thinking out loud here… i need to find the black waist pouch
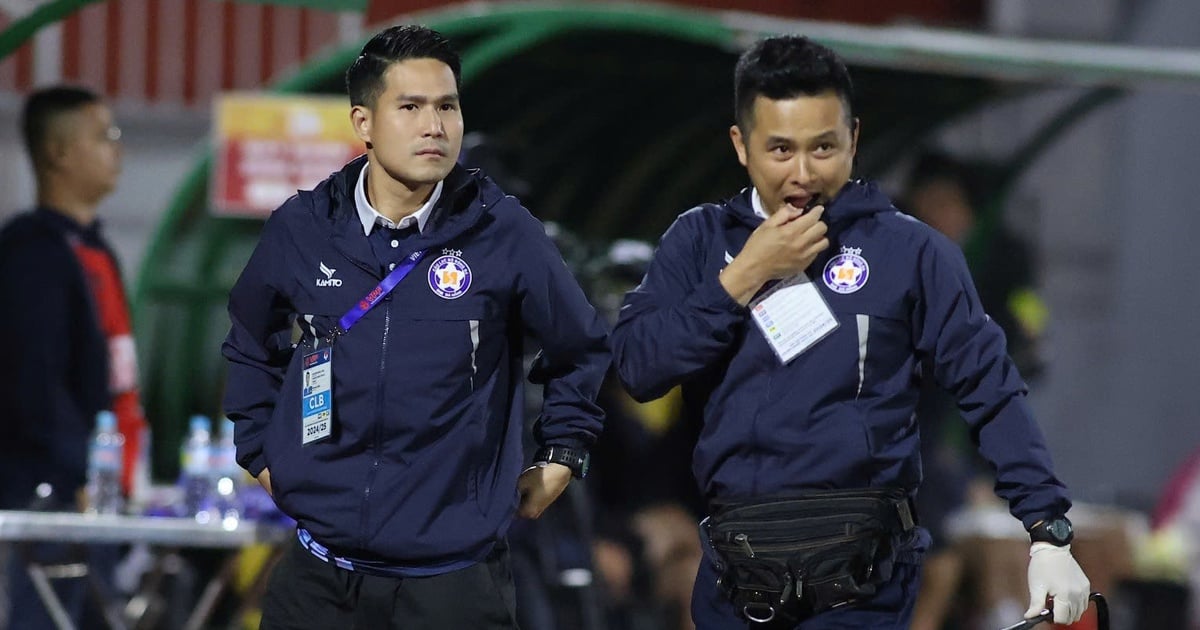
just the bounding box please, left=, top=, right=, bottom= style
left=701, top=488, right=916, bottom=625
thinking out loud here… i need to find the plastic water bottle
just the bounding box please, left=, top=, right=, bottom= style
left=212, top=417, right=242, bottom=527
left=86, top=410, right=125, bottom=514
left=180, top=415, right=216, bottom=522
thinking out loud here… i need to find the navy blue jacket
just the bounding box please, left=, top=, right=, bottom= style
left=0, top=209, right=113, bottom=509
left=612, top=182, right=1069, bottom=530
left=222, top=158, right=609, bottom=571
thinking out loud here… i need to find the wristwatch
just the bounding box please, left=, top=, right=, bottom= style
left=1029, top=516, right=1074, bottom=546
left=533, top=446, right=590, bottom=480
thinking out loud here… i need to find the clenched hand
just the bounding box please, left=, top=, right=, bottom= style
left=720, top=204, right=829, bottom=305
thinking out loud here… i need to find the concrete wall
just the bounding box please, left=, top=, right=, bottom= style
left=982, top=0, right=1200, bottom=508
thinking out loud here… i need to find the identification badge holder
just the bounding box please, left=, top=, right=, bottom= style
left=301, top=345, right=333, bottom=445
left=749, top=272, right=839, bottom=364
left=296, top=248, right=428, bottom=446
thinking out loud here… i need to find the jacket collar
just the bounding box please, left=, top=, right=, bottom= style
left=720, top=179, right=894, bottom=229
left=321, top=156, right=490, bottom=278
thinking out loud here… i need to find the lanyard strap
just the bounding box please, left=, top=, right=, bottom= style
left=337, top=250, right=426, bottom=333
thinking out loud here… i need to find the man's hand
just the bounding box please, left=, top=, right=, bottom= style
left=517, top=463, right=572, bottom=519
left=720, top=205, right=829, bottom=305
left=257, top=467, right=273, bottom=497
left=1025, top=543, right=1090, bottom=624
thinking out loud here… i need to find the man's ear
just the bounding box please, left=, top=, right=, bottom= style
left=44, top=138, right=79, bottom=172
left=730, top=124, right=749, bottom=168
left=351, top=105, right=373, bottom=150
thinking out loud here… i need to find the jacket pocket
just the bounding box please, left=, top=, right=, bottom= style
left=830, top=297, right=908, bottom=401
left=391, top=303, right=500, bottom=394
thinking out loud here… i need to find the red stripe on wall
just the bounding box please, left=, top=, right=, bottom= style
left=118, top=0, right=147, bottom=100
left=144, top=0, right=159, bottom=100
left=233, top=3, right=261, bottom=89
left=302, top=9, right=337, bottom=62
left=192, top=0, right=225, bottom=106
left=261, top=5, right=275, bottom=85
left=156, top=0, right=184, bottom=103
left=63, top=13, right=81, bottom=82
left=78, top=2, right=107, bottom=93
left=182, top=0, right=197, bottom=103
left=298, top=9, right=310, bottom=61
left=105, top=0, right=121, bottom=95
left=272, top=6, right=302, bottom=80
left=14, top=40, right=32, bottom=90
left=221, top=0, right=236, bottom=90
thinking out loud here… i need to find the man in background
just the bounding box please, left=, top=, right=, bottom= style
left=0, top=85, right=146, bottom=629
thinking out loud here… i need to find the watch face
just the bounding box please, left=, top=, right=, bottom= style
left=1046, top=518, right=1073, bottom=542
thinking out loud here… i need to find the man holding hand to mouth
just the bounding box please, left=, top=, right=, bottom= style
left=611, top=35, right=1089, bottom=628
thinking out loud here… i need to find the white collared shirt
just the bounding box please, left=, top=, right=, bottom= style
left=354, top=162, right=443, bottom=236
left=751, top=188, right=769, bottom=220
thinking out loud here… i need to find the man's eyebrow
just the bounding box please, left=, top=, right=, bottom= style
left=394, top=93, right=459, bottom=104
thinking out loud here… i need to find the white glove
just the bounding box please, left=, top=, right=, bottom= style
left=1025, top=542, right=1091, bottom=624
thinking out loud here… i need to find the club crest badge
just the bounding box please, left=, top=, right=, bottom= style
left=823, top=246, right=869, bottom=294
left=428, top=249, right=472, bottom=299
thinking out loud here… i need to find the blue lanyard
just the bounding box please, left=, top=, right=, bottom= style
left=337, top=250, right=426, bottom=333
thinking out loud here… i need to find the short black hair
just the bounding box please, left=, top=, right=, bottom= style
left=345, top=24, right=461, bottom=108
left=734, top=35, right=854, bottom=131
left=21, top=85, right=101, bottom=166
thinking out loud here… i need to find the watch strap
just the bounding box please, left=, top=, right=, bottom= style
left=1029, top=516, right=1074, bottom=546
left=533, top=446, right=590, bottom=479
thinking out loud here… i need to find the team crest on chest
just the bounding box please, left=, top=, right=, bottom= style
left=823, top=246, right=869, bottom=294
left=428, top=249, right=472, bottom=299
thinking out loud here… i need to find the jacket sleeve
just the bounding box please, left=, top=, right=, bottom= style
left=512, top=209, right=610, bottom=451
left=912, top=233, right=1070, bottom=529
left=221, top=212, right=295, bottom=476
left=611, top=213, right=747, bottom=402
left=0, top=240, right=92, bottom=496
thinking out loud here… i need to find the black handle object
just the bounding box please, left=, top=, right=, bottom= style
left=999, top=593, right=1108, bottom=630
left=1092, top=593, right=1109, bottom=630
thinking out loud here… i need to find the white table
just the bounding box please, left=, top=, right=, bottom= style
left=0, top=510, right=291, bottom=630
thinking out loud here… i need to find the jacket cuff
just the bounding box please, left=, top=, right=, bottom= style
left=539, top=437, right=589, bottom=452
left=242, top=453, right=268, bottom=478
left=700, top=275, right=749, bottom=315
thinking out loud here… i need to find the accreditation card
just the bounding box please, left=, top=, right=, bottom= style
left=749, top=272, right=840, bottom=364
left=301, top=347, right=333, bottom=445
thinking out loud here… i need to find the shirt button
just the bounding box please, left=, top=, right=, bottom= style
left=389, top=263, right=396, bottom=271
left=390, top=239, right=399, bottom=248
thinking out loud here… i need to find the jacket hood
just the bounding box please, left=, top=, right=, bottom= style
left=293, top=155, right=515, bottom=279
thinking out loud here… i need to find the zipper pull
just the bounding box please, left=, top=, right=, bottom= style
left=734, top=533, right=755, bottom=558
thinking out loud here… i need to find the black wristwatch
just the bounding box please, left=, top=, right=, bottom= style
left=1029, top=516, right=1074, bottom=546
left=533, top=446, right=590, bottom=480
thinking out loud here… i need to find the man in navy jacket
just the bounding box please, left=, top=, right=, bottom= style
left=222, top=25, right=608, bottom=629
left=0, top=85, right=129, bottom=630
left=610, top=35, right=1090, bottom=628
